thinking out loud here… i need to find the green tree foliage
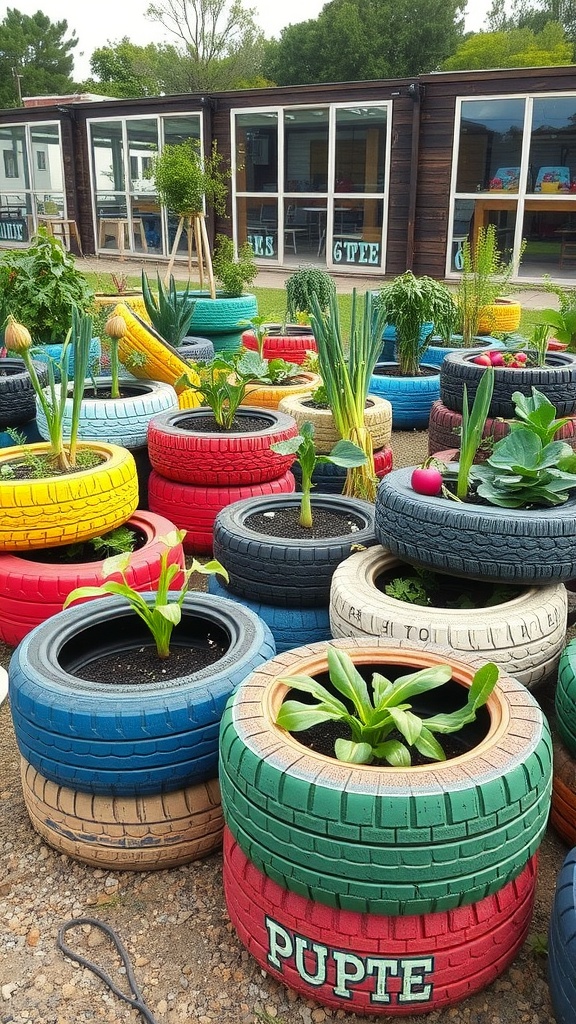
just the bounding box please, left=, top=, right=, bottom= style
left=442, top=22, right=573, bottom=70
left=488, top=0, right=576, bottom=41
left=80, top=38, right=192, bottom=98
left=0, top=8, right=78, bottom=108
left=144, top=0, right=268, bottom=90
left=263, top=0, right=466, bottom=85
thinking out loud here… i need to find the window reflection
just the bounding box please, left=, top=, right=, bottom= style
left=456, top=99, right=525, bottom=193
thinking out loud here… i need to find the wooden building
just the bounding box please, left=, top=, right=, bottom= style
left=0, top=64, right=575, bottom=282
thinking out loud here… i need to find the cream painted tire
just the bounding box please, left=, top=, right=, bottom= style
left=115, top=302, right=201, bottom=400
left=21, top=758, right=223, bottom=869
left=329, top=547, right=567, bottom=690
left=241, top=372, right=322, bottom=410
left=278, top=392, right=392, bottom=454
left=0, top=442, right=138, bottom=552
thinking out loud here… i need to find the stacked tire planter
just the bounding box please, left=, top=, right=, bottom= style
left=146, top=407, right=299, bottom=554
left=551, top=640, right=576, bottom=846
left=210, top=493, right=377, bottom=653
left=241, top=324, right=317, bottom=364
left=9, top=590, right=276, bottom=870
left=428, top=398, right=576, bottom=460
left=278, top=391, right=394, bottom=494
left=219, top=636, right=551, bottom=1016
left=548, top=847, right=576, bottom=1023
left=0, top=356, right=47, bottom=448
left=187, top=291, right=258, bottom=355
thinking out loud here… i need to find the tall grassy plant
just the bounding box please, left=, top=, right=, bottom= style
left=457, top=225, right=517, bottom=346
left=309, top=290, right=386, bottom=502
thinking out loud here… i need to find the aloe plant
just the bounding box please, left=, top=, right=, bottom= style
left=141, top=271, right=196, bottom=348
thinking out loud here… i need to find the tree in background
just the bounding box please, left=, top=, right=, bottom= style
left=0, top=8, right=77, bottom=108
left=80, top=39, right=194, bottom=98
left=144, top=0, right=268, bottom=90
left=487, top=0, right=576, bottom=41
left=263, top=0, right=466, bottom=85
left=443, top=21, right=573, bottom=69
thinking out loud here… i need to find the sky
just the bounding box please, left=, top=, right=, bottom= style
left=3, top=0, right=494, bottom=80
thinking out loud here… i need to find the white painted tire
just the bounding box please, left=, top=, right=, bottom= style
left=278, top=392, right=392, bottom=454
left=329, top=546, right=568, bottom=689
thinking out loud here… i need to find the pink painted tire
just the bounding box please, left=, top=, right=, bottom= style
left=223, top=830, right=537, bottom=1016
left=241, top=328, right=317, bottom=364
left=0, top=510, right=186, bottom=647
left=148, top=470, right=296, bottom=555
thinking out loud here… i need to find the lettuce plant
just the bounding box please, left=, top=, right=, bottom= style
left=276, top=646, right=499, bottom=766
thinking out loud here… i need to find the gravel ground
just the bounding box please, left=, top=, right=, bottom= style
left=0, top=428, right=571, bottom=1024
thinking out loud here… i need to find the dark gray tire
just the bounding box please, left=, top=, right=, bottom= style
left=0, top=358, right=48, bottom=427
left=375, top=465, right=576, bottom=585
left=178, top=337, right=215, bottom=362
left=440, top=350, right=576, bottom=418
left=548, top=847, right=576, bottom=1024
left=329, top=546, right=568, bottom=689
left=213, top=493, right=377, bottom=607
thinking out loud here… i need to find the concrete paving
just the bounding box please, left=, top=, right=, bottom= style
left=78, top=254, right=560, bottom=310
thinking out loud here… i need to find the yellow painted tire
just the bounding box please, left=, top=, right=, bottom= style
left=0, top=442, right=138, bottom=552
left=241, top=372, right=322, bottom=410
left=115, top=302, right=201, bottom=401
left=93, top=293, right=150, bottom=322
left=477, top=300, right=522, bottom=334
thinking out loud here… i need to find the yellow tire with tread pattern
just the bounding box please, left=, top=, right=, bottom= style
left=0, top=442, right=138, bottom=551
left=115, top=302, right=201, bottom=402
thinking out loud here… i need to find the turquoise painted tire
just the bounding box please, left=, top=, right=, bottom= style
left=188, top=293, right=258, bottom=335
left=31, top=339, right=102, bottom=383
left=369, top=363, right=440, bottom=429
left=556, top=639, right=576, bottom=756
left=219, top=637, right=552, bottom=916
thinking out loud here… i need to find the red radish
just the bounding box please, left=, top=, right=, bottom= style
left=515, top=352, right=528, bottom=362
left=473, top=353, right=492, bottom=366
left=490, top=352, right=505, bottom=366
left=411, top=466, right=443, bottom=496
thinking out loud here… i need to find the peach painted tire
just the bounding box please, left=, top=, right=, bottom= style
left=219, top=637, right=552, bottom=915
left=241, top=372, right=322, bottom=410
left=0, top=442, right=138, bottom=552
left=329, top=546, right=567, bottom=690
left=224, top=829, right=537, bottom=1016
left=278, top=392, right=392, bottom=453
left=21, top=758, right=223, bottom=869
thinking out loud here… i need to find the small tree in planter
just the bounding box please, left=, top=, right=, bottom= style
left=212, top=234, right=257, bottom=298
left=151, top=139, right=229, bottom=294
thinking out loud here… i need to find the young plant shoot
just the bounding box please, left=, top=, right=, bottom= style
left=63, top=530, right=229, bottom=659
left=104, top=313, right=127, bottom=399
left=271, top=420, right=367, bottom=527
left=276, top=646, right=499, bottom=766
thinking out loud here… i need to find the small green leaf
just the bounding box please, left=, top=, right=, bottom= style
left=326, top=647, right=373, bottom=721
left=413, top=726, right=446, bottom=761
left=372, top=739, right=411, bottom=766
left=387, top=707, right=423, bottom=745
left=156, top=603, right=182, bottom=625
left=277, top=673, right=348, bottom=715
left=384, top=665, right=453, bottom=705
left=276, top=701, right=340, bottom=732
left=102, top=551, right=131, bottom=578
left=63, top=584, right=109, bottom=607
left=270, top=435, right=305, bottom=456
left=371, top=672, right=394, bottom=705
left=334, top=739, right=373, bottom=764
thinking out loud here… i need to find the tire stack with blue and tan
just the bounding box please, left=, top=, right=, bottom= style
left=219, top=636, right=552, bottom=1017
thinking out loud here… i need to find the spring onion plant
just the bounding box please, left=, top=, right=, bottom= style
left=309, top=290, right=386, bottom=502
left=5, top=309, right=93, bottom=471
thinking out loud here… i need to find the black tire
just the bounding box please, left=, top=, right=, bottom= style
left=9, top=591, right=275, bottom=796
left=329, top=546, right=568, bottom=690
left=440, top=350, right=576, bottom=418
left=213, top=493, right=377, bottom=607
left=375, top=465, right=576, bottom=585
left=548, top=847, right=576, bottom=1024
left=219, top=636, right=552, bottom=915
left=21, top=758, right=223, bottom=870
left=178, top=337, right=215, bottom=362
left=207, top=574, right=332, bottom=652
left=0, top=358, right=48, bottom=427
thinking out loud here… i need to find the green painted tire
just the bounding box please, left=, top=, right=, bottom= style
left=219, top=637, right=552, bottom=916
left=556, top=639, right=576, bottom=756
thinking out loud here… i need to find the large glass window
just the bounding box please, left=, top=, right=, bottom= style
left=450, top=94, right=576, bottom=282
left=0, top=122, right=64, bottom=246
left=89, top=113, right=201, bottom=257
left=233, top=103, right=390, bottom=271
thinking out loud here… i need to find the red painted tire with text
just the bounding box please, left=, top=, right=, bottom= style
left=241, top=329, right=317, bottom=364
left=223, top=831, right=537, bottom=1016
left=148, top=470, right=296, bottom=555
left=147, top=407, right=298, bottom=486
left=0, top=510, right=185, bottom=647
left=21, top=758, right=223, bottom=870
left=428, top=399, right=576, bottom=460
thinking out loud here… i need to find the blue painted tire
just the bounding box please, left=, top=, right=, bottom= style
left=369, top=363, right=440, bottom=429
left=8, top=591, right=275, bottom=796
left=207, top=574, right=331, bottom=652
left=31, top=339, right=102, bottom=382
left=548, top=847, right=576, bottom=1024
left=423, top=338, right=502, bottom=368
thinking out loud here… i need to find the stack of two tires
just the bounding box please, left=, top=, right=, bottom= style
left=9, top=590, right=276, bottom=872
left=219, top=637, right=552, bottom=1017
left=0, top=356, right=46, bottom=447
left=146, top=407, right=301, bottom=555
